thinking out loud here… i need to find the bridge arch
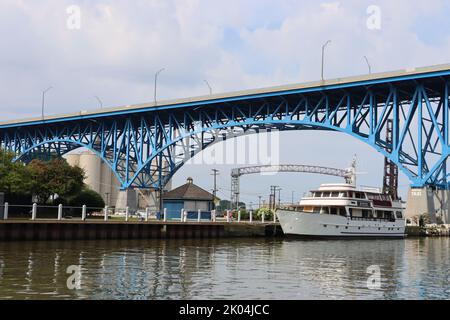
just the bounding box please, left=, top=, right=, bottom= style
left=129, top=119, right=415, bottom=190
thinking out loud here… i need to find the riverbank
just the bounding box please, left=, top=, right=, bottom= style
left=0, top=220, right=283, bottom=241
left=406, top=225, right=450, bottom=237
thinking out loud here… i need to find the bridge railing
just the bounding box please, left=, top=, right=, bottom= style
left=0, top=204, right=278, bottom=224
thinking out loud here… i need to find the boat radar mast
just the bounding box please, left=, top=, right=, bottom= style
left=344, top=155, right=358, bottom=187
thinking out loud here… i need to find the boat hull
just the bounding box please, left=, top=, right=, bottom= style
left=276, top=210, right=406, bottom=238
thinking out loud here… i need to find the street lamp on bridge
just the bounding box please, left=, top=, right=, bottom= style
left=321, top=40, right=332, bottom=81
left=204, top=80, right=212, bottom=95
left=364, top=56, right=372, bottom=74
left=154, top=68, right=165, bottom=106
left=41, top=86, right=53, bottom=120
left=94, top=96, right=103, bottom=109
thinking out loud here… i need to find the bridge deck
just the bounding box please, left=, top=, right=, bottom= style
left=1, top=64, right=450, bottom=129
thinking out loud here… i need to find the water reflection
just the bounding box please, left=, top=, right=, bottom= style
left=0, top=238, right=448, bottom=300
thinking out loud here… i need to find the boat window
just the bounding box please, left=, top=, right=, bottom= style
left=362, top=209, right=370, bottom=218
left=303, top=206, right=314, bottom=212
left=348, top=192, right=354, bottom=198
left=355, top=192, right=364, bottom=199
left=395, top=211, right=403, bottom=219
left=330, top=207, right=337, bottom=215
left=339, top=192, right=346, bottom=197
left=331, top=192, right=339, bottom=197
left=322, top=192, right=331, bottom=197
left=320, top=207, right=329, bottom=214
left=339, top=208, right=347, bottom=216
left=313, top=207, right=321, bottom=213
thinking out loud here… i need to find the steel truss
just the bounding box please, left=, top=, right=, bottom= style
left=1, top=76, right=450, bottom=191
left=230, top=164, right=355, bottom=208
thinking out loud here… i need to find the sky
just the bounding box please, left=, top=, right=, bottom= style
left=1, top=0, right=450, bottom=205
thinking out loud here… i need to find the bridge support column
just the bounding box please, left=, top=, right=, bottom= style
left=115, top=189, right=138, bottom=212
left=405, top=187, right=450, bottom=224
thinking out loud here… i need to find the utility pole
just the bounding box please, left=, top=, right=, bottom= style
left=270, top=186, right=279, bottom=211
left=258, top=195, right=262, bottom=209
left=277, top=187, right=282, bottom=207
left=211, top=169, right=219, bottom=209
left=291, top=191, right=295, bottom=205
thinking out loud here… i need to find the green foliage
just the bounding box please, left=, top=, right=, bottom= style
left=0, top=150, right=32, bottom=203
left=67, top=188, right=105, bottom=212
left=0, top=149, right=86, bottom=205
left=419, top=213, right=431, bottom=227
left=216, top=200, right=246, bottom=213
left=28, top=158, right=85, bottom=204
left=254, top=208, right=275, bottom=221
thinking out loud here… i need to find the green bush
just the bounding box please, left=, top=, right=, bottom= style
left=254, top=208, right=275, bottom=221
left=67, top=188, right=105, bottom=212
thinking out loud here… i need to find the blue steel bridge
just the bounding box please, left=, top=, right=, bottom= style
left=1, top=64, right=450, bottom=193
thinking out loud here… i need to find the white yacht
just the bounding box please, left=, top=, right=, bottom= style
left=276, top=183, right=406, bottom=238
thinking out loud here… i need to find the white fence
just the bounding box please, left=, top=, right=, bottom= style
left=0, top=203, right=278, bottom=224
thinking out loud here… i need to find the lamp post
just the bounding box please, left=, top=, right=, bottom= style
left=364, top=56, right=372, bottom=74
left=321, top=40, right=332, bottom=81
left=204, top=80, right=212, bottom=95
left=41, top=86, right=53, bottom=120
left=94, top=96, right=103, bottom=109
left=154, top=68, right=165, bottom=105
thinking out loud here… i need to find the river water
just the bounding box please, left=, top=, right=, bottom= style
left=0, top=238, right=449, bottom=300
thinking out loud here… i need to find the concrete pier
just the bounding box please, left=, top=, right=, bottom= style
left=405, top=187, right=450, bottom=224
left=0, top=220, right=282, bottom=242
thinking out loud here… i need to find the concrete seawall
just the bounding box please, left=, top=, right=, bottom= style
left=0, top=221, right=283, bottom=241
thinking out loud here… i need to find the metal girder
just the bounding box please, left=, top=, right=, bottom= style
left=1, top=72, right=450, bottom=192
left=230, top=164, right=355, bottom=209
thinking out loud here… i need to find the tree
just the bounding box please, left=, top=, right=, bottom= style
left=68, top=188, right=105, bottom=212
left=0, top=149, right=32, bottom=203
left=28, top=158, right=85, bottom=204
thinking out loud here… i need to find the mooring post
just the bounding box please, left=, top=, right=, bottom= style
left=145, top=207, right=150, bottom=222
left=81, top=205, right=87, bottom=221
left=198, top=209, right=201, bottom=222
left=261, top=212, right=265, bottom=224
left=226, top=210, right=230, bottom=223
left=163, top=208, right=167, bottom=222
left=32, top=203, right=37, bottom=220
left=57, top=204, right=63, bottom=221
left=4, top=202, right=8, bottom=220
left=238, top=210, right=241, bottom=223
left=180, top=208, right=184, bottom=222
left=104, top=206, right=109, bottom=221
left=125, top=207, right=129, bottom=222
left=249, top=210, right=253, bottom=223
